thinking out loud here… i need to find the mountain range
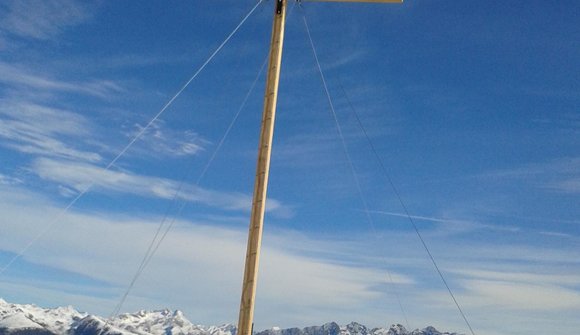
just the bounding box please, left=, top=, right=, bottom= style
left=0, top=298, right=460, bottom=335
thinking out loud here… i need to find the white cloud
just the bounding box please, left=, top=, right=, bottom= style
left=0, top=100, right=89, bottom=136
left=0, top=185, right=411, bottom=326
left=0, top=280, right=117, bottom=315
left=31, top=157, right=291, bottom=215
left=453, top=243, right=580, bottom=265
left=551, top=177, right=580, bottom=194
left=321, top=50, right=368, bottom=72
left=481, top=157, right=580, bottom=194
left=452, top=269, right=580, bottom=287
left=0, top=0, right=92, bottom=40
left=101, top=53, right=191, bottom=70
left=2, top=184, right=579, bottom=333
left=539, top=231, right=576, bottom=239
left=274, top=132, right=343, bottom=168
left=129, top=121, right=210, bottom=158
left=462, top=279, right=580, bottom=310
left=0, top=62, right=123, bottom=98
left=441, top=268, right=580, bottom=312
left=0, top=100, right=102, bottom=162
left=370, top=210, right=521, bottom=235
left=0, top=173, right=22, bottom=185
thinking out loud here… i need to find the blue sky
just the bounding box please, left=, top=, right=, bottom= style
left=0, top=1, right=579, bottom=334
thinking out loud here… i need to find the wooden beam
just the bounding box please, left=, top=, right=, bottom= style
left=237, top=1, right=287, bottom=335
left=237, top=0, right=400, bottom=334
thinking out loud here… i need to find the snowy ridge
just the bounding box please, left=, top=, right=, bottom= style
left=0, top=298, right=87, bottom=334
left=255, top=322, right=459, bottom=335
left=0, top=299, right=459, bottom=335
left=105, top=309, right=235, bottom=335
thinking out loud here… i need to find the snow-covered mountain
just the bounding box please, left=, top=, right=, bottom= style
left=0, top=298, right=86, bottom=335
left=254, top=322, right=458, bottom=335
left=0, top=299, right=459, bottom=335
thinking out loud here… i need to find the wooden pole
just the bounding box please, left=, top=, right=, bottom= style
left=236, top=1, right=402, bottom=333
left=237, top=1, right=287, bottom=335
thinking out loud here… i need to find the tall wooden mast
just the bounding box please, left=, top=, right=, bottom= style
left=237, top=1, right=401, bottom=335
left=237, top=1, right=287, bottom=335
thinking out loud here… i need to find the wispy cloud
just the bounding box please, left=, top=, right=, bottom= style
left=2, top=183, right=579, bottom=332
left=369, top=210, right=521, bottom=235
left=321, top=50, right=369, bottom=72
left=481, top=157, right=580, bottom=194
left=0, top=185, right=410, bottom=326
left=452, top=269, right=580, bottom=287
left=273, top=131, right=344, bottom=168
left=0, top=62, right=123, bottom=98
left=461, top=279, right=580, bottom=310
left=551, top=177, right=580, bottom=194
left=408, top=248, right=580, bottom=333
left=129, top=121, right=210, bottom=158
left=0, top=35, right=6, bottom=51
left=421, top=274, right=580, bottom=334
left=101, top=54, right=191, bottom=70
left=0, top=0, right=92, bottom=40
left=31, top=157, right=290, bottom=215
left=0, top=100, right=102, bottom=162
left=0, top=173, right=22, bottom=185
left=539, top=231, right=577, bottom=239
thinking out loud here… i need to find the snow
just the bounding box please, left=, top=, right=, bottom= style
left=0, top=313, right=42, bottom=329
left=0, top=298, right=460, bottom=335
left=0, top=298, right=87, bottom=334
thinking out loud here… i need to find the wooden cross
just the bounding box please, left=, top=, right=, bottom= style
left=238, top=1, right=403, bottom=334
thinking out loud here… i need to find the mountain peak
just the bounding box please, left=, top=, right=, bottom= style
left=387, top=324, right=407, bottom=335
left=0, top=299, right=461, bottom=335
